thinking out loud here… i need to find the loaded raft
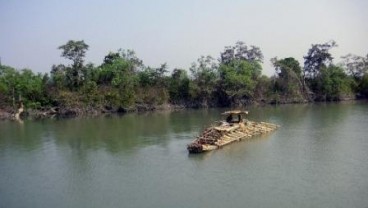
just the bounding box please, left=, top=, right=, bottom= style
left=187, top=110, right=279, bottom=153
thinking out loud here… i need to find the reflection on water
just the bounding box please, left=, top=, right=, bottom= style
left=0, top=109, right=226, bottom=154
left=0, top=102, right=368, bottom=208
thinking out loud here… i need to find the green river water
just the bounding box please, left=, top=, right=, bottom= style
left=0, top=102, right=368, bottom=208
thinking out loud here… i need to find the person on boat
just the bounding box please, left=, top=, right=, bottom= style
left=226, top=113, right=243, bottom=123
left=226, top=114, right=233, bottom=123
left=237, top=114, right=242, bottom=123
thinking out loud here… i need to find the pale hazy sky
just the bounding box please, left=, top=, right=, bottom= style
left=1, top=0, right=367, bottom=76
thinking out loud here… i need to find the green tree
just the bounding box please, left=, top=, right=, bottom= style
left=103, top=52, right=121, bottom=65
left=50, top=64, right=67, bottom=90
left=17, top=69, right=45, bottom=108
left=138, top=67, right=156, bottom=87
left=271, top=57, right=305, bottom=101
left=169, top=69, right=190, bottom=103
left=0, top=65, right=20, bottom=107
left=99, top=51, right=139, bottom=107
left=0, top=66, right=46, bottom=108
left=119, top=49, right=143, bottom=71
left=82, top=63, right=99, bottom=83
left=316, top=65, right=352, bottom=101
left=98, top=50, right=141, bottom=85
left=219, top=60, right=261, bottom=105
left=80, top=80, right=99, bottom=104
left=58, top=40, right=89, bottom=90
left=218, top=42, right=263, bottom=106
left=136, top=63, right=170, bottom=105
left=189, top=56, right=218, bottom=106
left=303, top=40, right=337, bottom=79
left=58, top=40, right=89, bottom=68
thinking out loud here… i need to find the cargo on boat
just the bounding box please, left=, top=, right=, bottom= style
left=187, top=110, right=279, bottom=153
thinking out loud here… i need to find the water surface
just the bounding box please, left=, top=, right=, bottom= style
left=1, top=102, right=367, bottom=208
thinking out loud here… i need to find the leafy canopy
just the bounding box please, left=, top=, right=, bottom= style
left=58, top=40, right=89, bottom=67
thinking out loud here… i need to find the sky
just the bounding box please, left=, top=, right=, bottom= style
left=1, top=0, right=367, bottom=76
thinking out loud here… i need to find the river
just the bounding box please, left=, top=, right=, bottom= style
left=0, top=102, right=367, bottom=208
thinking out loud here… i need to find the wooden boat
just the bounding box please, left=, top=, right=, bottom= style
left=187, top=110, right=279, bottom=153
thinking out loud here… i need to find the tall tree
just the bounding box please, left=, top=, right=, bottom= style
left=58, top=40, right=89, bottom=90
left=218, top=42, right=263, bottom=106
left=99, top=50, right=141, bottom=107
left=58, top=40, right=89, bottom=68
left=303, top=40, right=337, bottom=79
left=220, top=41, right=263, bottom=64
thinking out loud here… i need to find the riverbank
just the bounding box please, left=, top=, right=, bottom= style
left=0, top=97, right=364, bottom=121
left=0, top=103, right=188, bottom=120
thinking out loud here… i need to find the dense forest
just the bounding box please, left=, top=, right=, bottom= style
left=0, top=40, right=367, bottom=118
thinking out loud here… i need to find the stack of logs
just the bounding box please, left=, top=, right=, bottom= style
left=198, top=128, right=223, bottom=144
left=187, top=127, right=222, bottom=153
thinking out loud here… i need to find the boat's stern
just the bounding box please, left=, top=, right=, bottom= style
left=187, top=142, right=203, bottom=153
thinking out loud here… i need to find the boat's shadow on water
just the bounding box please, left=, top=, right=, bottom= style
left=187, top=151, right=215, bottom=161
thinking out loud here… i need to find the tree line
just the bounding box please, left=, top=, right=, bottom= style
left=0, top=40, right=367, bottom=114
